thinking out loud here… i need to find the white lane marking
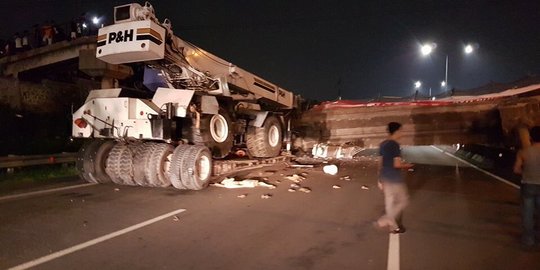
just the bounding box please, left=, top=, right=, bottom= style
left=387, top=233, right=400, bottom=270
left=0, top=183, right=98, bottom=202
left=431, top=146, right=519, bottom=189
left=7, top=208, right=186, bottom=270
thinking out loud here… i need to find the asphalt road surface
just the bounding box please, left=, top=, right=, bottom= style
left=1, top=146, right=539, bottom=270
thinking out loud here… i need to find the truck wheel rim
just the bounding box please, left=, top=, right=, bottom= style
left=197, top=155, right=211, bottom=180
left=268, top=125, right=280, bottom=147
left=210, top=114, right=228, bottom=143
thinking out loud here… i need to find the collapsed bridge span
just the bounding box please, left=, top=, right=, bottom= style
left=295, top=83, right=540, bottom=149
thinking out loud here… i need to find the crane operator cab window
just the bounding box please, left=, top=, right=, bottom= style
left=114, top=5, right=133, bottom=23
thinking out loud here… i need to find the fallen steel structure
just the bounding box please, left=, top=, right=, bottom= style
left=295, top=84, right=540, bottom=150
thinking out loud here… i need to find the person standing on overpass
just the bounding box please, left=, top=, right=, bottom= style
left=375, top=122, right=414, bottom=234
left=513, top=126, right=540, bottom=246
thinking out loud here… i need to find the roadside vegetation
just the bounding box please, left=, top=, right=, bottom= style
left=0, top=165, right=79, bottom=194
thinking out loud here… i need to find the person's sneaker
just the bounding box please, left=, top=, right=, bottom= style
left=373, top=221, right=388, bottom=232
left=390, top=226, right=406, bottom=234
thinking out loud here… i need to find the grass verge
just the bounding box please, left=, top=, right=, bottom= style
left=0, top=165, right=79, bottom=194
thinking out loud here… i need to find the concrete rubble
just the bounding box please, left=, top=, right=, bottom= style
left=285, top=174, right=306, bottom=183
left=311, top=143, right=364, bottom=159
left=211, top=178, right=276, bottom=189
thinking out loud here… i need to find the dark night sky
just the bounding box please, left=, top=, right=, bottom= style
left=1, top=0, right=539, bottom=101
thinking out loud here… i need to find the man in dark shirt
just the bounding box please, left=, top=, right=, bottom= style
left=375, top=122, right=413, bottom=233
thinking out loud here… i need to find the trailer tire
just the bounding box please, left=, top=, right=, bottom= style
left=246, top=115, right=283, bottom=157
left=181, top=145, right=212, bottom=190
left=132, top=142, right=157, bottom=186
left=169, top=144, right=190, bottom=190
left=76, top=140, right=104, bottom=183
left=145, top=143, right=174, bottom=187
left=200, top=108, right=233, bottom=159
left=106, top=143, right=136, bottom=186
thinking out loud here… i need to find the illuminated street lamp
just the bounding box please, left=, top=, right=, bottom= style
left=420, top=42, right=477, bottom=92
left=420, top=44, right=434, bottom=56
left=464, top=44, right=474, bottom=54
left=414, top=81, right=422, bottom=89
left=92, top=16, right=100, bottom=25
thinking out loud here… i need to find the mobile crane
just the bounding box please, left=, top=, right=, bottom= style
left=73, top=2, right=300, bottom=190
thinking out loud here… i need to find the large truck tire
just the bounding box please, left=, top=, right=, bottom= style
left=76, top=140, right=104, bottom=183
left=106, top=143, right=136, bottom=186
left=92, top=140, right=116, bottom=183
left=145, top=143, right=174, bottom=188
left=132, top=142, right=157, bottom=186
left=199, top=108, right=233, bottom=159
left=181, top=145, right=213, bottom=190
left=169, top=144, right=190, bottom=190
left=246, top=115, right=283, bottom=157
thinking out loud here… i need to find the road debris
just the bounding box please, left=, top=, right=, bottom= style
left=299, top=172, right=309, bottom=177
left=261, top=194, right=272, bottom=199
left=285, top=174, right=305, bottom=183
left=312, top=143, right=364, bottom=159
left=332, top=185, right=342, bottom=189
left=340, top=175, right=351, bottom=181
left=292, top=156, right=326, bottom=165
left=237, top=194, right=247, bottom=198
left=173, top=215, right=180, bottom=221
left=114, top=188, right=120, bottom=192
left=288, top=188, right=297, bottom=192
left=288, top=164, right=315, bottom=168
left=361, top=185, right=369, bottom=190
left=256, top=171, right=277, bottom=178
left=323, top=164, right=339, bottom=175
left=299, top=187, right=312, bottom=193
left=290, top=183, right=301, bottom=188
left=211, top=178, right=276, bottom=189
left=408, top=168, right=415, bottom=172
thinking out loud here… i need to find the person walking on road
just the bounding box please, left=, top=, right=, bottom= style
left=513, top=126, right=540, bottom=246
left=375, top=122, right=414, bottom=234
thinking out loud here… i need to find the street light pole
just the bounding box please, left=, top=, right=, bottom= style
left=419, top=42, right=476, bottom=96
left=444, top=54, right=448, bottom=91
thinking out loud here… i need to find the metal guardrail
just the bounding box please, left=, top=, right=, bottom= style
left=0, top=153, right=77, bottom=169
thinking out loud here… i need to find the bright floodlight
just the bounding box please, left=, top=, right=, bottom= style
left=414, top=81, right=422, bottom=88
left=92, top=17, right=100, bottom=25
left=464, top=44, right=474, bottom=54
left=82, top=23, right=88, bottom=28
left=420, top=44, right=434, bottom=56
left=441, top=81, right=446, bottom=87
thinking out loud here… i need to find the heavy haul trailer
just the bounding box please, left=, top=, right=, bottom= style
left=73, top=2, right=300, bottom=190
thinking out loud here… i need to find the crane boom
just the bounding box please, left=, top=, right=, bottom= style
left=96, top=2, right=296, bottom=109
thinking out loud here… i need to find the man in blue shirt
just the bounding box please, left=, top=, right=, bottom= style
left=375, top=122, right=413, bottom=233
